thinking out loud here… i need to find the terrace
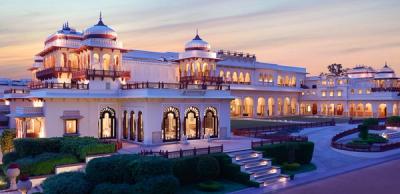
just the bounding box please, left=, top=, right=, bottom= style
left=35, top=67, right=80, bottom=80
left=121, top=82, right=230, bottom=90
left=72, top=69, right=130, bottom=81
left=29, top=82, right=89, bottom=90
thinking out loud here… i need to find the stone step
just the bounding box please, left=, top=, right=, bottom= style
left=251, top=169, right=281, bottom=181
left=246, top=165, right=273, bottom=174
left=227, top=149, right=257, bottom=158
left=259, top=175, right=289, bottom=187
left=250, top=166, right=281, bottom=178
left=255, top=173, right=280, bottom=183
left=234, top=155, right=263, bottom=165
left=242, top=159, right=271, bottom=171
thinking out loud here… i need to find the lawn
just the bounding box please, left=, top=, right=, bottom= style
left=177, top=179, right=248, bottom=194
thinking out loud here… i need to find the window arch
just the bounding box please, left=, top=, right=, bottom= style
left=93, top=53, right=99, bottom=65
left=99, top=107, right=116, bottom=139
left=226, top=71, right=231, bottom=81
left=184, top=107, right=200, bottom=139
left=245, top=72, right=251, bottom=83
left=162, top=107, right=180, bottom=142
left=137, top=111, right=143, bottom=142
left=219, top=70, right=224, bottom=78
left=232, top=72, right=238, bottom=82
left=102, top=54, right=111, bottom=70
left=129, top=111, right=136, bottom=140
left=239, top=72, right=244, bottom=83
left=204, top=107, right=218, bottom=138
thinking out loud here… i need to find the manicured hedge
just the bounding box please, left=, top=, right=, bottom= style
left=13, top=138, right=62, bottom=157
left=132, top=175, right=179, bottom=194
left=91, top=183, right=134, bottom=194
left=197, top=156, right=220, bottom=180
left=362, top=118, right=379, bottom=128
left=387, top=116, right=400, bottom=125
left=77, top=143, right=115, bottom=160
left=358, top=124, right=369, bottom=140
left=42, top=172, right=92, bottom=194
left=130, top=156, right=172, bottom=182
left=14, top=153, right=79, bottom=176
left=0, top=129, right=16, bottom=154
left=85, top=154, right=140, bottom=184
left=254, top=142, right=315, bottom=165
left=2, top=151, right=20, bottom=166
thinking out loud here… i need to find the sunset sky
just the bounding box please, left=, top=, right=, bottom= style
left=0, top=0, right=399, bottom=79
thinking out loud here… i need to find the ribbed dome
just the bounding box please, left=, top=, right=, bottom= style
left=83, top=15, right=117, bottom=40
left=185, top=34, right=211, bottom=51
left=347, top=65, right=375, bottom=79
left=374, top=63, right=396, bottom=79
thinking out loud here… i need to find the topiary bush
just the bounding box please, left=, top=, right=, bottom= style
left=91, top=183, right=135, bottom=194
left=196, top=156, right=220, bottom=180
left=42, top=172, right=92, bottom=194
left=255, top=142, right=315, bottom=165
left=0, top=129, right=16, bottom=154
left=13, top=138, right=62, bottom=157
left=282, top=162, right=301, bottom=171
left=132, top=175, right=179, bottom=194
left=358, top=124, right=369, bottom=140
left=362, top=118, right=379, bottom=128
left=78, top=143, right=115, bottom=160
left=85, top=154, right=140, bottom=185
left=131, top=156, right=172, bottom=182
left=14, top=153, right=79, bottom=176
left=172, top=156, right=200, bottom=184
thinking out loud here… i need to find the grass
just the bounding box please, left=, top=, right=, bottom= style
left=177, top=179, right=248, bottom=194
left=231, top=119, right=289, bottom=129
left=280, top=163, right=317, bottom=176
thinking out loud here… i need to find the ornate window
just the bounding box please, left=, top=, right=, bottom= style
left=99, top=107, right=116, bottom=139
left=162, top=107, right=180, bottom=142
left=204, top=107, right=218, bottom=138
left=65, top=119, right=78, bottom=134
left=184, top=107, right=200, bottom=139
left=137, top=111, right=143, bottom=142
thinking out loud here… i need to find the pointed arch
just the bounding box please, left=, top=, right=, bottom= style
left=99, top=107, right=116, bottom=139
left=162, top=107, right=180, bottom=142
left=184, top=106, right=200, bottom=139
left=204, top=107, right=218, bottom=138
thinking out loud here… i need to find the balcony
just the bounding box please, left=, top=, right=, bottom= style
left=121, top=82, right=230, bottom=91
left=0, top=105, right=10, bottom=113
left=72, top=69, right=131, bottom=81
left=36, top=67, right=80, bottom=80
left=371, top=87, right=400, bottom=92
left=180, top=76, right=223, bottom=84
left=4, top=89, right=30, bottom=94
left=29, top=82, right=89, bottom=90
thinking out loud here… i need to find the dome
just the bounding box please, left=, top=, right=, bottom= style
left=185, top=33, right=211, bottom=51
left=374, top=63, right=396, bottom=79
left=83, top=14, right=117, bottom=40
left=45, top=22, right=82, bottom=44
left=347, top=65, right=375, bottom=79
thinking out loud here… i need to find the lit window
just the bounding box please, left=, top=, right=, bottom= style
left=322, top=91, right=326, bottom=97
left=65, top=119, right=78, bottom=134
left=329, top=91, right=334, bottom=96
left=337, top=91, right=342, bottom=97
left=312, top=91, right=316, bottom=95
left=321, top=81, right=327, bottom=86
left=366, top=89, right=371, bottom=94
left=358, top=89, right=362, bottom=94
left=351, top=89, right=355, bottom=94
left=338, top=80, right=343, bottom=85
left=302, top=92, right=305, bottom=96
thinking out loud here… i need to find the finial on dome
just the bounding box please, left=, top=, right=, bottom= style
left=193, top=29, right=202, bottom=40
left=97, top=11, right=105, bottom=26
left=384, top=61, right=388, bottom=67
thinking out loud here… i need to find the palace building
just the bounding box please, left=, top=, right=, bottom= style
left=1, top=15, right=399, bottom=144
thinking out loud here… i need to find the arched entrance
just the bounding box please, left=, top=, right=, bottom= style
left=268, top=97, right=275, bottom=116
left=122, top=111, right=128, bottom=139
left=393, top=104, right=398, bottom=116
left=137, top=111, right=143, bottom=142
left=162, top=107, right=180, bottom=142
left=378, top=104, right=387, bottom=118
left=184, top=107, right=200, bottom=139
left=243, top=97, right=254, bottom=117
left=99, top=107, right=116, bottom=139
left=230, top=98, right=242, bottom=117
left=204, top=107, right=218, bottom=138
left=365, top=104, right=373, bottom=117
left=283, top=97, right=290, bottom=116
left=349, top=103, right=356, bottom=117
left=312, top=103, right=318, bottom=115
left=257, top=97, right=266, bottom=117
left=290, top=98, right=297, bottom=115
left=277, top=98, right=283, bottom=116
left=336, top=104, right=343, bottom=115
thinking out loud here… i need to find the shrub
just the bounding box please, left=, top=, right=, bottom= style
left=42, top=172, right=92, bottom=194
left=132, top=175, right=179, bottom=194
left=172, top=156, right=200, bottom=184
left=282, top=162, right=301, bottom=171
left=196, top=156, right=220, bottom=180
left=131, top=156, right=172, bottom=182
left=366, top=134, right=388, bottom=143
left=13, top=138, right=62, bottom=157
left=386, top=116, right=400, bottom=125
left=14, top=153, right=79, bottom=176
left=255, top=142, right=315, bottom=165
left=358, top=124, right=369, bottom=140
left=196, top=180, right=224, bottom=192
left=91, top=183, right=135, bottom=194
left=85, top=154, right=139, bottom=185
left=362, top=118, right=379, bottom=128
left=2, top=151, right=20, bottom=166
left=0, top=129, right=16, bottom=154
left=78, top=143, right=115, bottom=160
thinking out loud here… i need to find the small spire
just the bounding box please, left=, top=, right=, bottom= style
left=66, top=21, right=69, bottom=28
left=193, top=28, right=202, bottom=40
left=99, top=11, right=102, bottom=22
left=97, top=11, right=105, bottom=26
left=384, top=61, right=388, bottom=67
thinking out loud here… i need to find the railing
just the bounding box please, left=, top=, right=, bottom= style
left=121, top=82, right=230, bottom=91
left=251, top=136, right=308, bottom=149
left=232, top=120, right=335, bottom=138
left=72, top=69, right=131, bottom=80
left=16, top=107, right=43, bottom=115
left=4, top=89, right=30, bottom=94
left=371, top=87, right=400, bottom=92
left=140, top=145, right=224, bottom=159
left=36, top=67, right=80, bottom=79
left=331, top=126, right=400, bottom=152
left=29, top=82, right=89, bottom=90
left=180, top=76, right=223, bottom=84
left=224, top=81, right=251, bottom=85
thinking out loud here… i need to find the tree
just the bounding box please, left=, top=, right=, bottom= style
left=327, top=63, right=344, bottom=76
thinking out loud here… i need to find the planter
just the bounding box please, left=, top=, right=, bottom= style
left=7, top=163, right=20, bottom=190
left=17, top=175, right=32, bottom=194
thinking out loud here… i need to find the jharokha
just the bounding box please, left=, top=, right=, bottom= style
left=1, top=15, right=399, bottom=144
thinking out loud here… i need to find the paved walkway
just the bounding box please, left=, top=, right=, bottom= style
left=231, top=123, right=400, bottom=194
left=275, top=158, right=400, bottom=194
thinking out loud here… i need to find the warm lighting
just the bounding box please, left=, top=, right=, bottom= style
left=32, top=99, right=44, bottom=107
left=381, top=133, right=388, bottom=139
left=269, top=168, right=277, bottom=173
left=4, top=100, right=10, bottom=106
left=83, top=79, right=90, bottom=84
left=279, top=177, right=288, bottom=182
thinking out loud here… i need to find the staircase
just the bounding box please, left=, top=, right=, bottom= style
left=227, top=149, right=289, bottom=187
